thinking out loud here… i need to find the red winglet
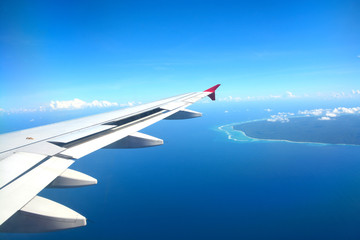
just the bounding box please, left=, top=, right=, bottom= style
left=204, top=84, right=221, bottom=101
left=204, top=84, right=221, bottom=93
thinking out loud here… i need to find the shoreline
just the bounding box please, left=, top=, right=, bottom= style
left=217, top=120, right=360, bottom=147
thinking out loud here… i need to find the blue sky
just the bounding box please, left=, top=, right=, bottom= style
left=1, top=0, right=359, bottom=111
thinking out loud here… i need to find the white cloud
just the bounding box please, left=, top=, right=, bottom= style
left=219, top=96, right=242, bottom=102
left=224, top=110, right=229, bottom=113
left=264, top=108, right=272, bottom=112
left=298, top=106, right=360, bottom=120
left=327, top=89, right=360, bottom=99
left=268, top=106, right=360, bottom=123
left=123, top=101, right=144, bottom=107
left=119, top=101, right=142, bottom=107
left=331, top=92, right=346, bottom=98
left=267, top=112, right=291, bottom=123
left=269, top=95, right=282, bottom=99
left=352, top=89, right=360, bottom=95
left=218, top=91, right=304, bottom=102
left=219, top=92, right=292, bottom=102
left=326, top=112, right=337, bottom=117
left=298, top=109, right=324, bottom=116
left=213, top=89, right=360, bottom=102
left=50, top=98, right=118, bottom=110
left=318, top=116, right=331, bottom=120
left=328, top=107, right=360, bottom=115
left=286, top=91, right=295, bottom=98
left=50, top=99, right=85, bottom=109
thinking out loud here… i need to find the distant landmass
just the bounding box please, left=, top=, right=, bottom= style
left=233, top=115, right=360, bottom=145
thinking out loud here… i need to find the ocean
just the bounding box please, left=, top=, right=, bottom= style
left=1, top=100, right=360, bottom=240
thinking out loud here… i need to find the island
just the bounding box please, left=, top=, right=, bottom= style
left=233, top=115, right=360, bottom=145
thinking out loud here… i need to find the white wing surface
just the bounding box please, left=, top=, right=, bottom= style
left=0, top=84, right=220, bottom=233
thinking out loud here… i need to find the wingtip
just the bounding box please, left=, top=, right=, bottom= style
left=204, top=84, right=221, bottom=93
left=204, top=84, right=221, bottom=101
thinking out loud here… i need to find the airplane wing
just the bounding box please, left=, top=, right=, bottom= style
left=0, top=84, right=220, bottom=233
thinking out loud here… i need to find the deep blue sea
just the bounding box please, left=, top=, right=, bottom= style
left=1, top=99, right=360, bottom=240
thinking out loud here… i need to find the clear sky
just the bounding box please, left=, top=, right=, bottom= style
left=1, top=0, right=359, bottom=111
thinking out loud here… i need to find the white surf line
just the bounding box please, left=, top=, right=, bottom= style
left=217, top=123, right=254, bottom=142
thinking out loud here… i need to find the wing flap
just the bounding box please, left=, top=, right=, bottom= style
left=0, top=152, right=47, bottom=189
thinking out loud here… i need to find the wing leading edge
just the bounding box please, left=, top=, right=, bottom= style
left=0, top=84, right=220, bottom=232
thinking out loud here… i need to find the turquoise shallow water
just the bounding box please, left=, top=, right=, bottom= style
left=2, top=101, right=360, bottom=240
left=218, top=122, right=255, bottom=142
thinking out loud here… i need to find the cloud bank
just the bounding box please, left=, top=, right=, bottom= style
left=1, top=99, right=124, bottom=113
left=50, top=99, right=119, bottom=110
left=267, top=112, right=295, bottom=123
left=352, top=90, right=360, bottom=95
left=268, top=106, right=360, bottom=122
left=219, top=89, right=360, bottom=103
left=298, top=107, right=360, bottom=119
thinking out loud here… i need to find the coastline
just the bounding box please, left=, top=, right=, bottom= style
left=217, top=120, right=360, bottom=147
